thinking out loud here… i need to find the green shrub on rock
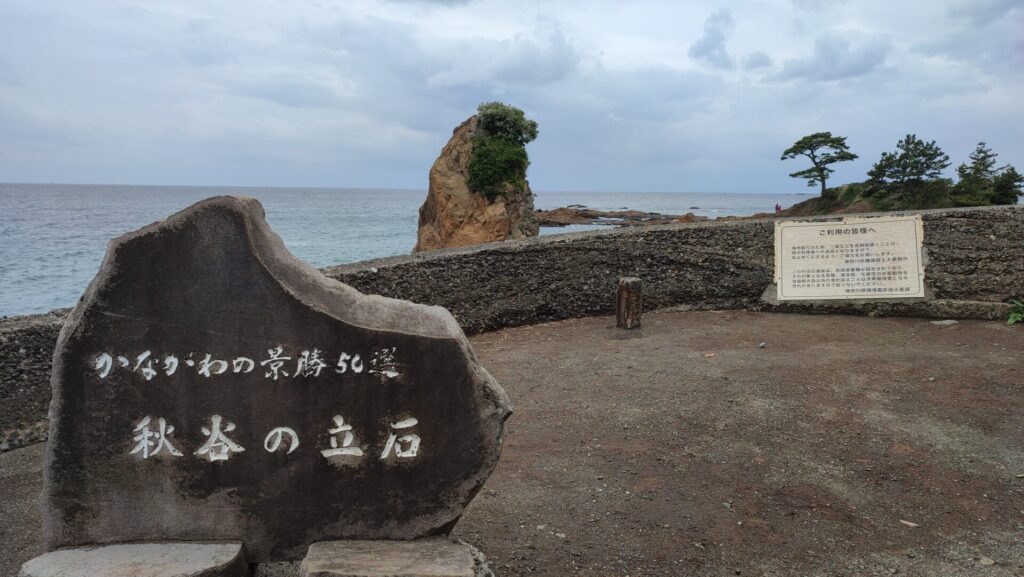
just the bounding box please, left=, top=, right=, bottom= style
left=466, top=102, right=538, bottom=201
left=467, top=135, right=529, bottom=201
left=476, top=101, right=538, bottom=146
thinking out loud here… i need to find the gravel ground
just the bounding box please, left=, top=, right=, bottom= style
left=2, top=311, right=1022, bottom=577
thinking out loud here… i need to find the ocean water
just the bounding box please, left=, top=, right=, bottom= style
left=0, top=183, right=807, bottom=317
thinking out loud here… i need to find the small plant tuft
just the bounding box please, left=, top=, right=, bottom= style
left=1008, top=299, right=1024, bottom=326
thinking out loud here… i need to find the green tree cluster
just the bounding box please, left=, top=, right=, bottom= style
left=467, top=102, right=538, bottom=201
left=950, top=143, right=1023, bottom=207
left=782, top=132, right=1023, bottom=211
left=866, top=134, right=952, bottom=208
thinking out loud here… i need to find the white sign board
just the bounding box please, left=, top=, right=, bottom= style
left=774, top=215, right=925, bottom=301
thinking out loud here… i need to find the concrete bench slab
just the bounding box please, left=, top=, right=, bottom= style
left=19, top=542, right=249, bottom=577
left=300, top=539, right=474, bottom=577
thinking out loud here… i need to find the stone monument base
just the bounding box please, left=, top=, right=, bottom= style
left=300, top=538, right=476, bottom=577
left=19, top=542, right=249, bottom=577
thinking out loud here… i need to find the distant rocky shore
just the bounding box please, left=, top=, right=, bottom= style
left=536, top=206, right=706, bottom=227
left=536, top=205, right=780, bottom=227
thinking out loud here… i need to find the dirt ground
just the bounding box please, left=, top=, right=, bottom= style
left=3, top=311, right=1023, bottom=577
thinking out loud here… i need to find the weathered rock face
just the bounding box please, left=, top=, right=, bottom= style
left=43, top=196, right=511, bottom=562
left=413, top=116, right=538, bottom=253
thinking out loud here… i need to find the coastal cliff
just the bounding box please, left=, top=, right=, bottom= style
left=414, top=115, right=538, bottom=253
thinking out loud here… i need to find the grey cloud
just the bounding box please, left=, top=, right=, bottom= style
left=488, top=28, right=580, bottom=85
left=387, top=0, right=472, bottom=4
left=103, top=9, right=242, bottom=68
left=301, top=17, right=418, bottom=60
left=0, top=97, right=91, bottom=147
left=389, top=0, right=473, bottom=4
left=286, top=15, right=486, bottom=135
left=913, top=12, right=1024, bottom=76
left=948, top=0, right=1019, bottom=26
left=589, top=67, right=723, bottom=122
left=427, top=27, right=579, bottom=88
left=743, top=51, right=773, bottom=70
left=229, top=79, right=343, bottom=109
left=789, top=0, right=841, bottom=9
left=778, top=35, right=889, bottom=81
left=688, top=10, right=735, bottom=70
left=2, top=0, right=1022, bottom=193
left=175, top=20, right=240, bottom=66
left=0, top=57, right=19, bottom=85
left=516, top=66, right=727, bottom=190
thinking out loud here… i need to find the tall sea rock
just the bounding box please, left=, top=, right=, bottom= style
left=413, top=116, right=539, bottom=253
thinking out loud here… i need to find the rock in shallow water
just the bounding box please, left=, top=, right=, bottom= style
left=413, top=115, right=538, bottom=252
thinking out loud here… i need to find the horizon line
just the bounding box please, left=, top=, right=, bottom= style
left=0, top=181, right=804, bottom=196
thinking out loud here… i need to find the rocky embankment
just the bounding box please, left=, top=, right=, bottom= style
left=0, top=309, right=67, bottom=451
left=536, top=206, right=707, bottom=227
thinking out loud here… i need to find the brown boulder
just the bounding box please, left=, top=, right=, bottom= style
left=413, top=116, right=538, bottom=253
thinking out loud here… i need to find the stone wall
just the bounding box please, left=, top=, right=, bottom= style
left=1, top=310, right=67, bottom=450
left=325, top=205, right=1023, bottom=332
left=2, top=205, right=1021, bottom=450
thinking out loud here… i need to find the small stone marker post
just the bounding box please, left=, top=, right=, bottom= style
left=29, top=196, right=511, bottom=574
left=616, top=277, right=642, bottom=329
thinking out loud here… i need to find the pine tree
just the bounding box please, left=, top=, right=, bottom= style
left=781, top=132, right=858, bottom=198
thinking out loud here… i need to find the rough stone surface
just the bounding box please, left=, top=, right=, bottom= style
left=615, top=277, right=643, bottom=329
left=299, top=539, right=474, bottom=577
left=413, top=116, right=538, bottom=253
left=43, top=196, right=510, bottom=562
left=19, top=542, right=249, bottom=577
left=2, top=206, right=1021, bottom=451
left=1, top=309, right=67, bottom=451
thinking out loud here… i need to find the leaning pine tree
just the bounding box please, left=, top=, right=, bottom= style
left=781, top=132, right=858, bottom=200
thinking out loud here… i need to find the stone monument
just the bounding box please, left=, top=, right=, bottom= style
left=26, top=196, right=511, bottom=575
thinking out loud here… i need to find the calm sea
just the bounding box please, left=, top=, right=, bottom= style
left=0, top=183, right=807, bottom=317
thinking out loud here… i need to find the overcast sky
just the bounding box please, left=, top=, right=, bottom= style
left=1, top=0, right=1021, bottom=193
